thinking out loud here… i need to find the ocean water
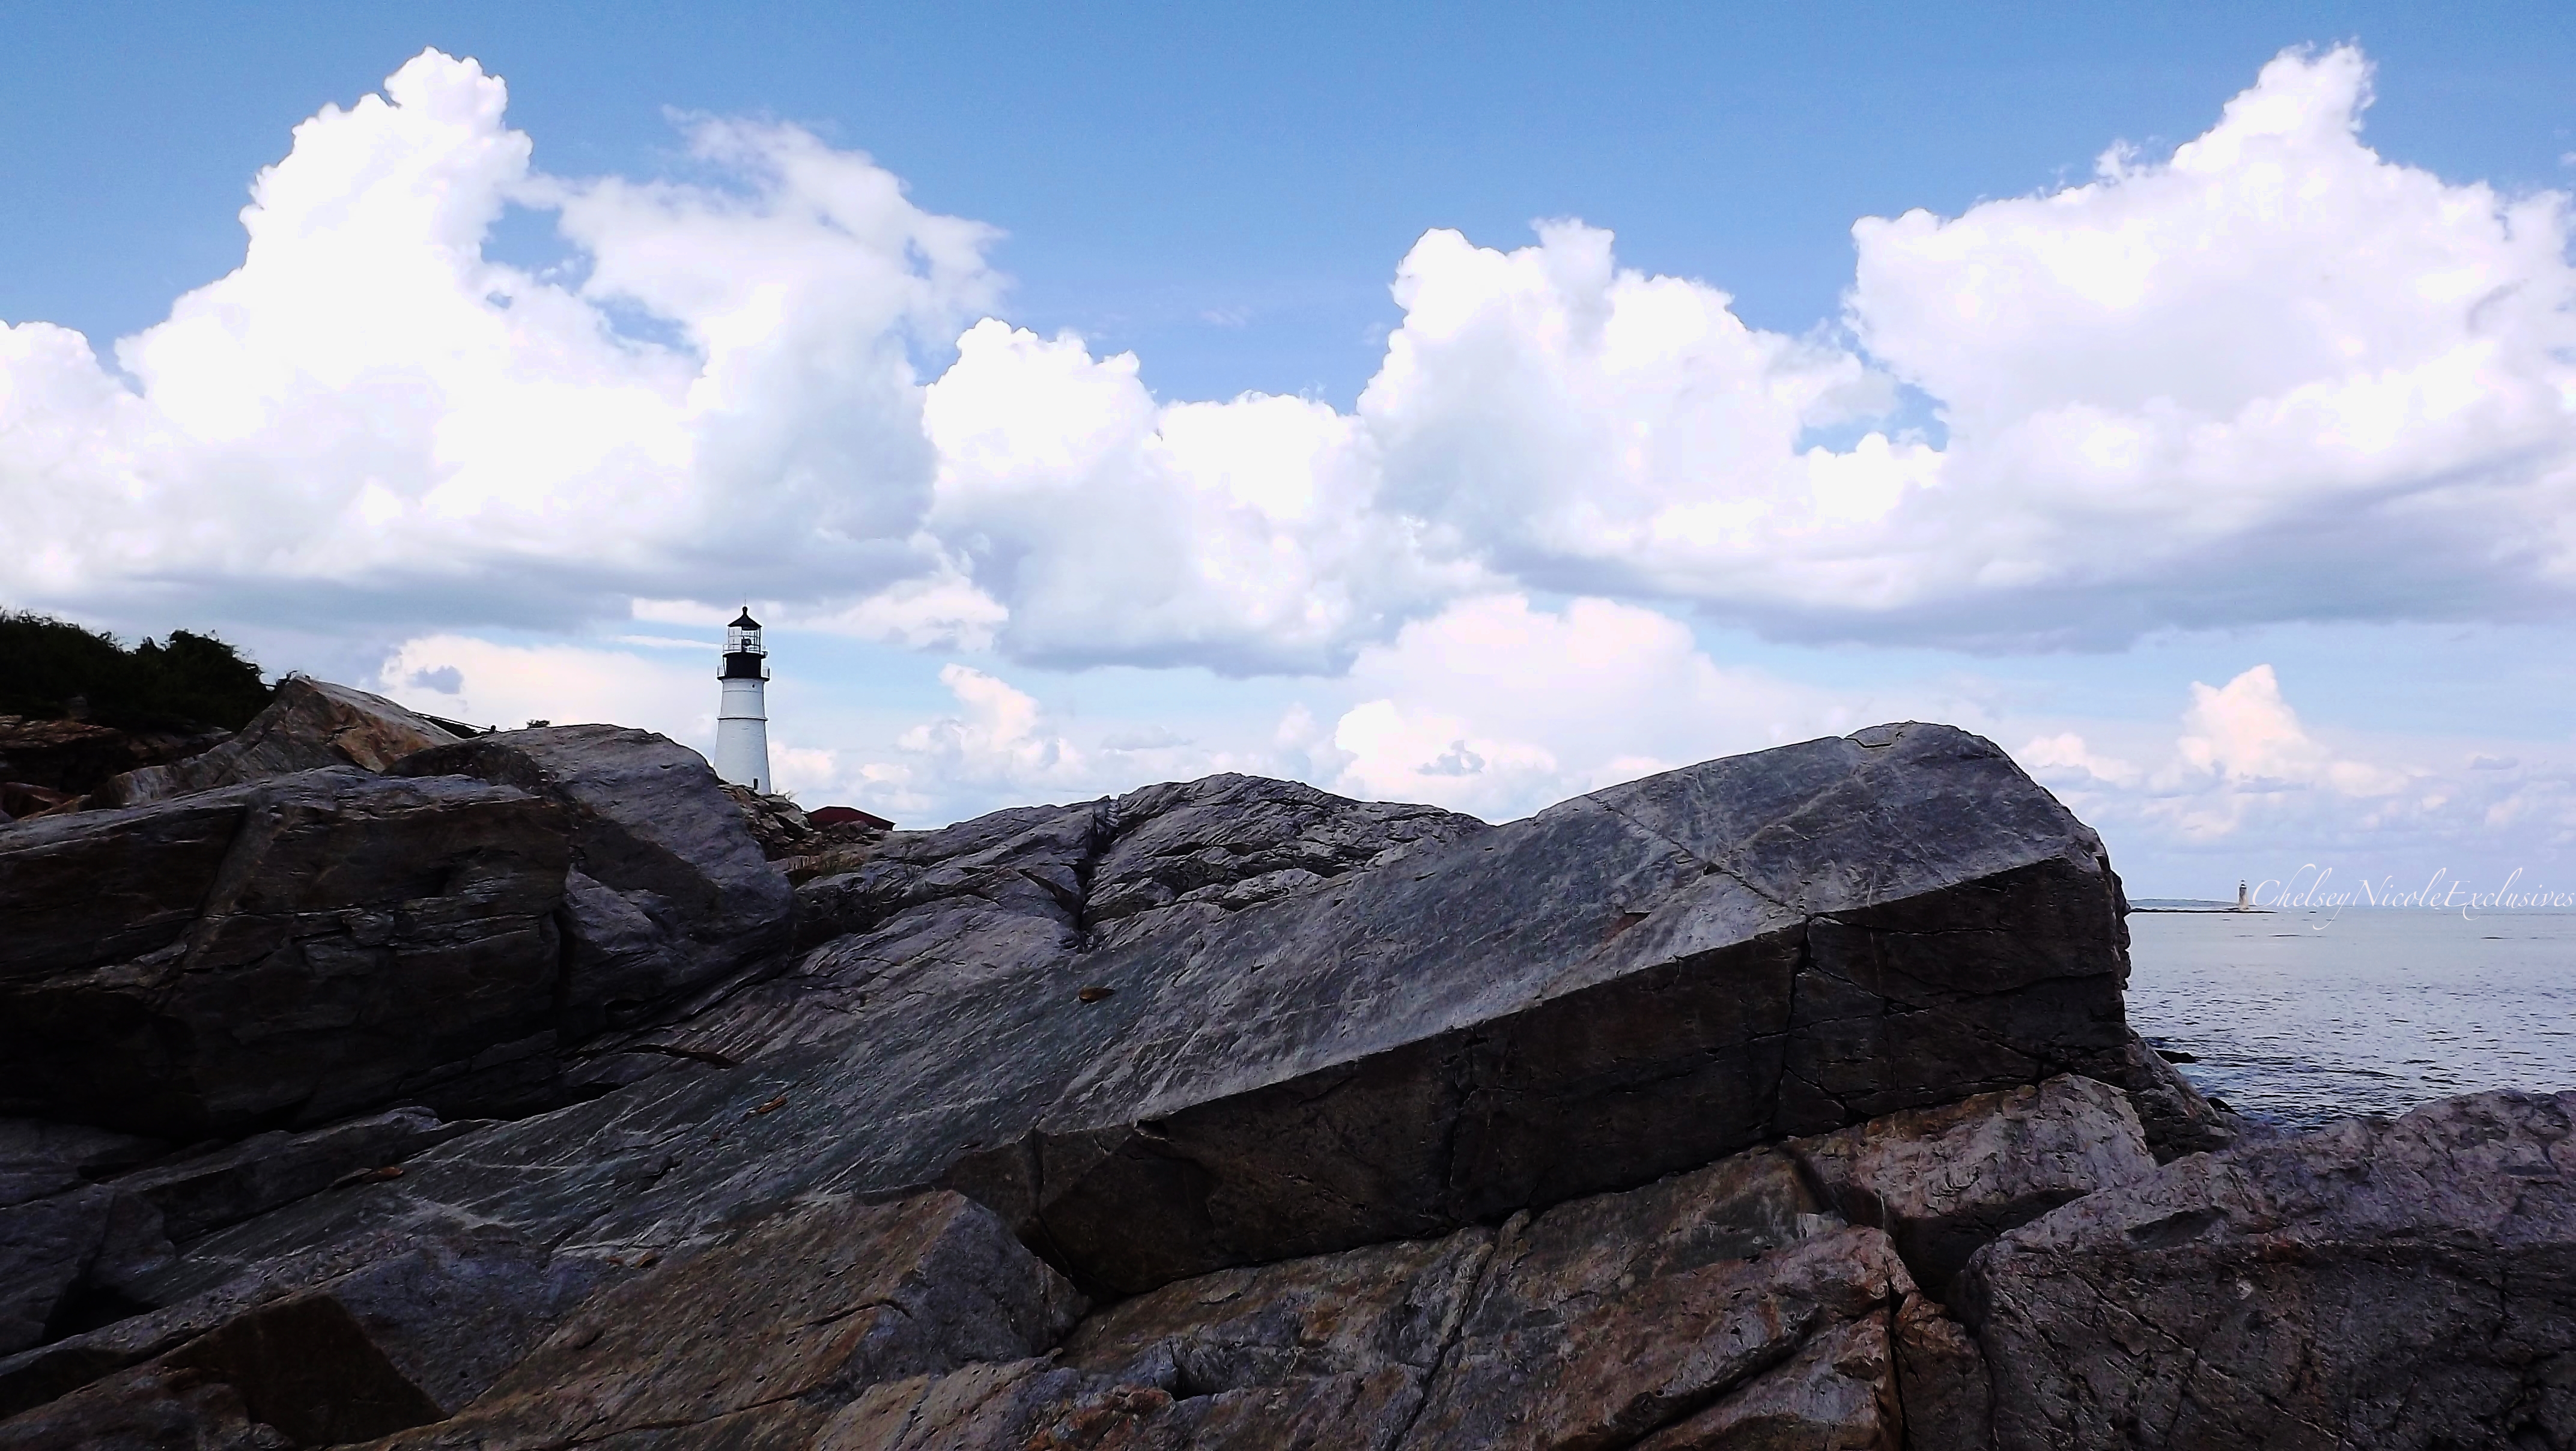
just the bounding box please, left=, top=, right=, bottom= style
left=2124, top=907, right=2576, bottom=1129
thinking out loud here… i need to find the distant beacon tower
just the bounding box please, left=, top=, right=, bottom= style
left=714, top=608, right=772, bottom=793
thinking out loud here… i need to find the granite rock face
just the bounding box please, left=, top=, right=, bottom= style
left=2100, top=1029, right=2244, bottom=1162
left=93, top=679, right=459, bottom=809
left=1892, top=1292, right=1992, bottom=1451
left=0, top=1221, right=600, bottom=1449
left=17, top=709, right=2554, bottom=1449
left=645, top=1154, right=1910, bottom=1451
left=0, top=769, right=571, bottom=1137
left=362, top=1192, right=1083, bottom=1450
left=112, top=1108, right=486, bottom=1246
left=1402, top=1151, right=1894, bottom=1450
left=213, top=722, right=2130, bottom=1313
left=0, top=713, right=231, bottom=800
left=0, top=1182, right=168, bottom=1357
left=0, top=1121, right=169, bottom=1357
left=1789, top=1072, right=2157, bottom=1300
left=391, top=725, right=794, bottom=1034
left=998, top=722, right=2134, bottom=1291
left=1961, top=1088, right=2576, bottom=1450
left=45, top=727, right=2133, bottom=1340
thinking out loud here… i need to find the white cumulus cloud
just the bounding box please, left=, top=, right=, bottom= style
left=2, top=50, right=990, bottom=625
left=11, top=44, right=2576, bottom=667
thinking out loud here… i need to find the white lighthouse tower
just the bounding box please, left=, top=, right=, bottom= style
left=713, top=608, right=773, bottom=793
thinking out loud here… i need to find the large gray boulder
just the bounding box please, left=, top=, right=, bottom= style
left=0, top=1184, right=167, bottom=1357
left=390, top=725, right=794, bottom=1033
left=690, top=1147, right=1906, bottom=1451
left=0, top=1121, right=168, bottom=1359
left=1399, top=1150, right=1897, bottom=1449
left=111, top=1108, right=485, bottom=1246
left=361, top=1192, right=1083, bottom=1449
left=130, top=724, right=2133, bottom=1310
left=1789, top=1073, right=2158, bottom=1300
left=1960, top=1088, right=2576, bottom=1449
left=0, top=769, right=570, bottom=1137
left=90, top=678, right=459, bottom=808
left=992, top=721, right=2135, bottom=1289
left=723, top=773, right=1484, bottom=1061
left=0, top=1220, right=600, bottom=1449
left=0, top=714, right=231, bottom=800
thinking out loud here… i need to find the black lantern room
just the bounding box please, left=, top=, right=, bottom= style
left=722, top=608, right=768, bottom=680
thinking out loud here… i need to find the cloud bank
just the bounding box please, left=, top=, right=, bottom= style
left=9, top=43, right=2575, bottom=885
left=5, top=44, right=2574, bottom=665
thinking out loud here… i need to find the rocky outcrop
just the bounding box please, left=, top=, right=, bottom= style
left=452, top=723, right=2121, bottom=1303
left=390, top=725, right=793, bottom=1034
left=2100, top=1029, right=2246, bottom=1161
left=0, top=714, right=230, bottom=801
left=1893, top=1292, right=1992, bottom=1451
left=112, top=1109, right=486, bottom=1247
left=0, top=1106, right=490, bottom=1386
left=92, top=680, right=458, bottom=809
left=0, top=1181, right=167, bottom=1358
left=0, top=1122, right=168, bottom=1357
left=1960, top=1088, right=2576, bottom=1449
left=1789, top=1073, right=2157, bottom=1300
left=723, top=783, right=887, bottom=883
left=5, top=704, right=2565, bottom=1449
left=360, top=1192, right=1083, bottom=1449
left=1403, top=1153, right=1899, bottom=1449
left=0, top=769, right=571, bottom=1137
left=0, top=1221, right=601, bottom=1449
left=492, top=1151, right=1904, bottom=1450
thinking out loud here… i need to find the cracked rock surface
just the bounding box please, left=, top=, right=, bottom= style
left=1961, top=1087, right=2576, bottom=1449
left=2, top=703, right=2565, bottom=1448
left=1788, top=1072, right=2158, bottom=1301
left=124, top=721, right=2133, bottom=1315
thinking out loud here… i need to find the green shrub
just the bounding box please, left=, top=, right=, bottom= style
left=0, top=611, right=273, bottom=731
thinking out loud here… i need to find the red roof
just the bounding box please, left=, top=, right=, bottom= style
left=807, top=805, right=893, bottom=831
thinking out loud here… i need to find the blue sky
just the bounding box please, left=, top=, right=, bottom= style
left=7, top=3, right=2576, bottom=898
left=16, top=3, right=2576, bottom=402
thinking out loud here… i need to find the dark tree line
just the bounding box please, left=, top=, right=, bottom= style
left=0, top=611, right=273, bottom=732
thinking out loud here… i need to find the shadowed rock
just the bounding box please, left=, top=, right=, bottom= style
left=0, top=769, right=571, bottom=1137
left=0, top=1121, right=164, bottom=1212
left=0, top=1184, right=168, bottom=1357
left=391, top=725, right=794, bottom=1034
left=1789, top=1073, right=2157, bottom=1300
left=121, top=724, right=2131, bottom=1314
left=0, top=1221, right=598, bottom=1448
left=0, top=1214, right=591, bottom=1422
left=0, top=1358, right=287, bottom=1450
left=362, top=1192, right=1083, bottom=1450
left=1959, top=1088, right=2576, bottom=1450
left=2101, top=1029, right=2244, bottom=1161
left=0, top=714, right=231, bottom=801
left=1630, top=1310, right=1901, bottom=1449
left=1400, top=1150, right=1885, bottom=1449
left=1061, top=1231, right=1490, bottom=1399
left=1892, top=1292, right=1991, bottom=1451
left=786, top=1149, right=1894, bottom=1451
left=112, top=1107, right=486, bottom=1246
left=91, top=679, right=460, bottom=809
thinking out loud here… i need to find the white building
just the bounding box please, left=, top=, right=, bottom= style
left=712, top=608, right=773, bottom=793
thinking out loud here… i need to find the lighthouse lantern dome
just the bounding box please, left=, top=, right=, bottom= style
left=726, top=608, right=764, bottom=656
